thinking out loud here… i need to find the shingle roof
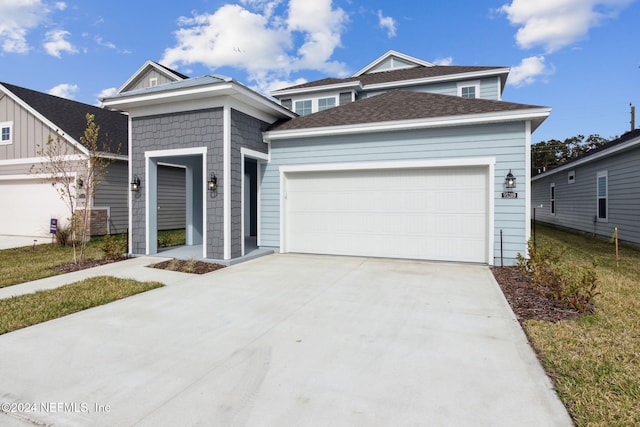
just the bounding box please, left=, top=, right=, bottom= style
left=268, top=90, right=547, bottom=131
left=277, top=65, right=507, bottom=92
left=2, top=82, right=128, bottom=155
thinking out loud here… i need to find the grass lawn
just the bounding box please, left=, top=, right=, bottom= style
left=0, top=238, right=107, bottom=288
left=527, top=224, right=640, bottom=426
left=0, top=276, right=163, bottom=335
left=0, top=229, right=185, bottom=288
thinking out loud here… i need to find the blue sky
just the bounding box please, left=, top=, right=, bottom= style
left=2, top=0, right=638, bottom=143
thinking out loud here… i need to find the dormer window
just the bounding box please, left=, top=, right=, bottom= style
left=0, top=122, right=12, bottom=145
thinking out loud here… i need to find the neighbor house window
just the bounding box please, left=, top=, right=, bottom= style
left=597, top=171, right=608, bottom=221
left=550, top=183, right=556, bottom=215
left=0, top=121, right=12, bottom=145
left=294, top=100, right=312, bottom=116
left=458, top=81, right=480, bottom=99
left=568, top=170, right=575, bottom=184
left=318, top=97, right=336, bottom=111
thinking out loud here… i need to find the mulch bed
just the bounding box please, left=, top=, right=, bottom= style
left=54, top=258, right=125, bottom=273
left=148, top=259, right=226, bottom=274
left=491, top=266, right=580, bottom=323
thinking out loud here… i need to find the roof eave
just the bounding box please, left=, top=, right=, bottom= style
left=271, top=81, right=362, bottom=97
left=264, top=108, right=551, bottom=142
left=353, top=50, right=436, bottom=77
left=532, top=133, right=640, bottom=181
left=363, top=68, right=511, bottom=91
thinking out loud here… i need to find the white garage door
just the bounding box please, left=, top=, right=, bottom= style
left=284, top=166, right=489, bottom=263
left=0, top=179, right=69, bottom=237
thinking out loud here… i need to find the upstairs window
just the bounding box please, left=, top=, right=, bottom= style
left=597, top=171, right=608, bottom=221
left=0, top=122, right=12, bottom=145
left=461, top=86, right=476, bottom=98
left=318, top=97, right=336, bottom=111
left=458, top=81, right=480, bottom=99
left=550, top=183, right=556, bottom=215
left=294, top=100, right=312, bottom=116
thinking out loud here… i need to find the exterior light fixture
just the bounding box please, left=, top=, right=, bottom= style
left=76, top=177, right=84, bottom=189
left=505, top=170, right=516, bottom=189
left=208, top=173, right=217, bottom=191
left=130, top=175, right=141, bottom=192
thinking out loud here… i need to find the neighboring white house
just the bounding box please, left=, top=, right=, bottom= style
left=532, top=128, right=640, bottom=245
left=103, top=50, right=550, bottom=265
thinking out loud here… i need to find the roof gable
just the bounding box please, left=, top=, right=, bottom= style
left=353, top=50, right=435, bottom=76
left=118, top=60, right=189, bottom=94
left=1, top=82, right=128, bottom=155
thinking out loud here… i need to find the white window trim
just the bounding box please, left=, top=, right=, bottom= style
left=597, top=170, right=608, bottom=222
left=0, top=121, right=13, bottom=145
left=567, top=170, right=575, bottom=184
left=457, top=80, right=480, bottom=98
left=294, top=99, right=312, bottom=116
left=149, top=77, right=158, bottom=87
left=550, top=183, right=556, bottom=216
left=293, top=95, right=339, bottom=115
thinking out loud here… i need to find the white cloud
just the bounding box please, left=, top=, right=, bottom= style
left=433, top=56, right=453, bottom=66
left=377, top=10, right=396, bottom=38
left=48, top=83, right=79, bottom=99
left=54, top=2, right=66, bottom=11
left=507, top=55, right=554, bottom=87
left=97, top=87, right=118, bottom=105
left=43, top=29, right=78, bottom=57
left=499, top=0, right=634, bottom=53
left=161, top=0, right=349, bottom=94
left=0, top=0, right=50, bottom=53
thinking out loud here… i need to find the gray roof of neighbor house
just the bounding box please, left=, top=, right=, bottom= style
left=532, top=128, right=640, bottom=179
left=268, top=90, right=548, bottom=132
left=274, top=65, right=509, bottom=93
left=1, top=82, right=128, bottom=155
left=153, top=61, right=190, bottom=80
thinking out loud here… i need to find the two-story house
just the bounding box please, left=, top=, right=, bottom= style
left=103, top=50, right=550, bottom=265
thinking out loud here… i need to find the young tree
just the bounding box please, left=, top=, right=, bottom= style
left=32, top=113, right=116, bottom=262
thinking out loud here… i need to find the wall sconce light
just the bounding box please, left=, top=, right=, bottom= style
left=208, top=173, right=217, bottom=191
left=505, top=170, right=516, bottom=189
left=130, top=175, right=141, bottom=192
left=76, top=177, right=83, bottom=189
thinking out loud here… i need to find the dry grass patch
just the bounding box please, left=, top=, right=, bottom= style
left=0, top=276, right=163, bottom=335
left=526, top=225, right=640, bottom=426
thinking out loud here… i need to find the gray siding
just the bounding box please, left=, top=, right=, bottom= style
left=281, top=99, right=292, bottom=110
left=261, top=122, right=529, bottom=265
left=131, top=108, right=224, bottom=257
left=0, top=88, right=79, bottom=161
left=230, top=109, right=269, bottom=257
left=359, top=77, right=501, bottom=101
left=124, top=69, right=179, bottom=93
left=157, top=165, right=186, bottom=231
left=532, top=145, right=640, bottom=245
left=94, top=160, right=128, bottom=234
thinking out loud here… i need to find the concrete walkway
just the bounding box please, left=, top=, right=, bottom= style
left=0, top=254, right=573, bottom=426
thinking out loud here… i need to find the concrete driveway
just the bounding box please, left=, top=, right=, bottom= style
left=0, top=254, right=572, bottom=426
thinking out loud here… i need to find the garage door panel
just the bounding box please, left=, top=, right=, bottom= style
left=285, top=166, right=488, bottom=263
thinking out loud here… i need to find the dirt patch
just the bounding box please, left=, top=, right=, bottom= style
left=54, top=258, right=125, bottom=274
left=491, top=266, right=580, bottom=323
left=148, top=259, right=226, bottom=274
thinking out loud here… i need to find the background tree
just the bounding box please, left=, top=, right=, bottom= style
left=531, top=134, right=612, bottom=176
left=32, top=113, right=116, bottom=262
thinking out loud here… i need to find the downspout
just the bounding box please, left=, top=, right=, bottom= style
left=223, top=104, right=231, bottom=260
